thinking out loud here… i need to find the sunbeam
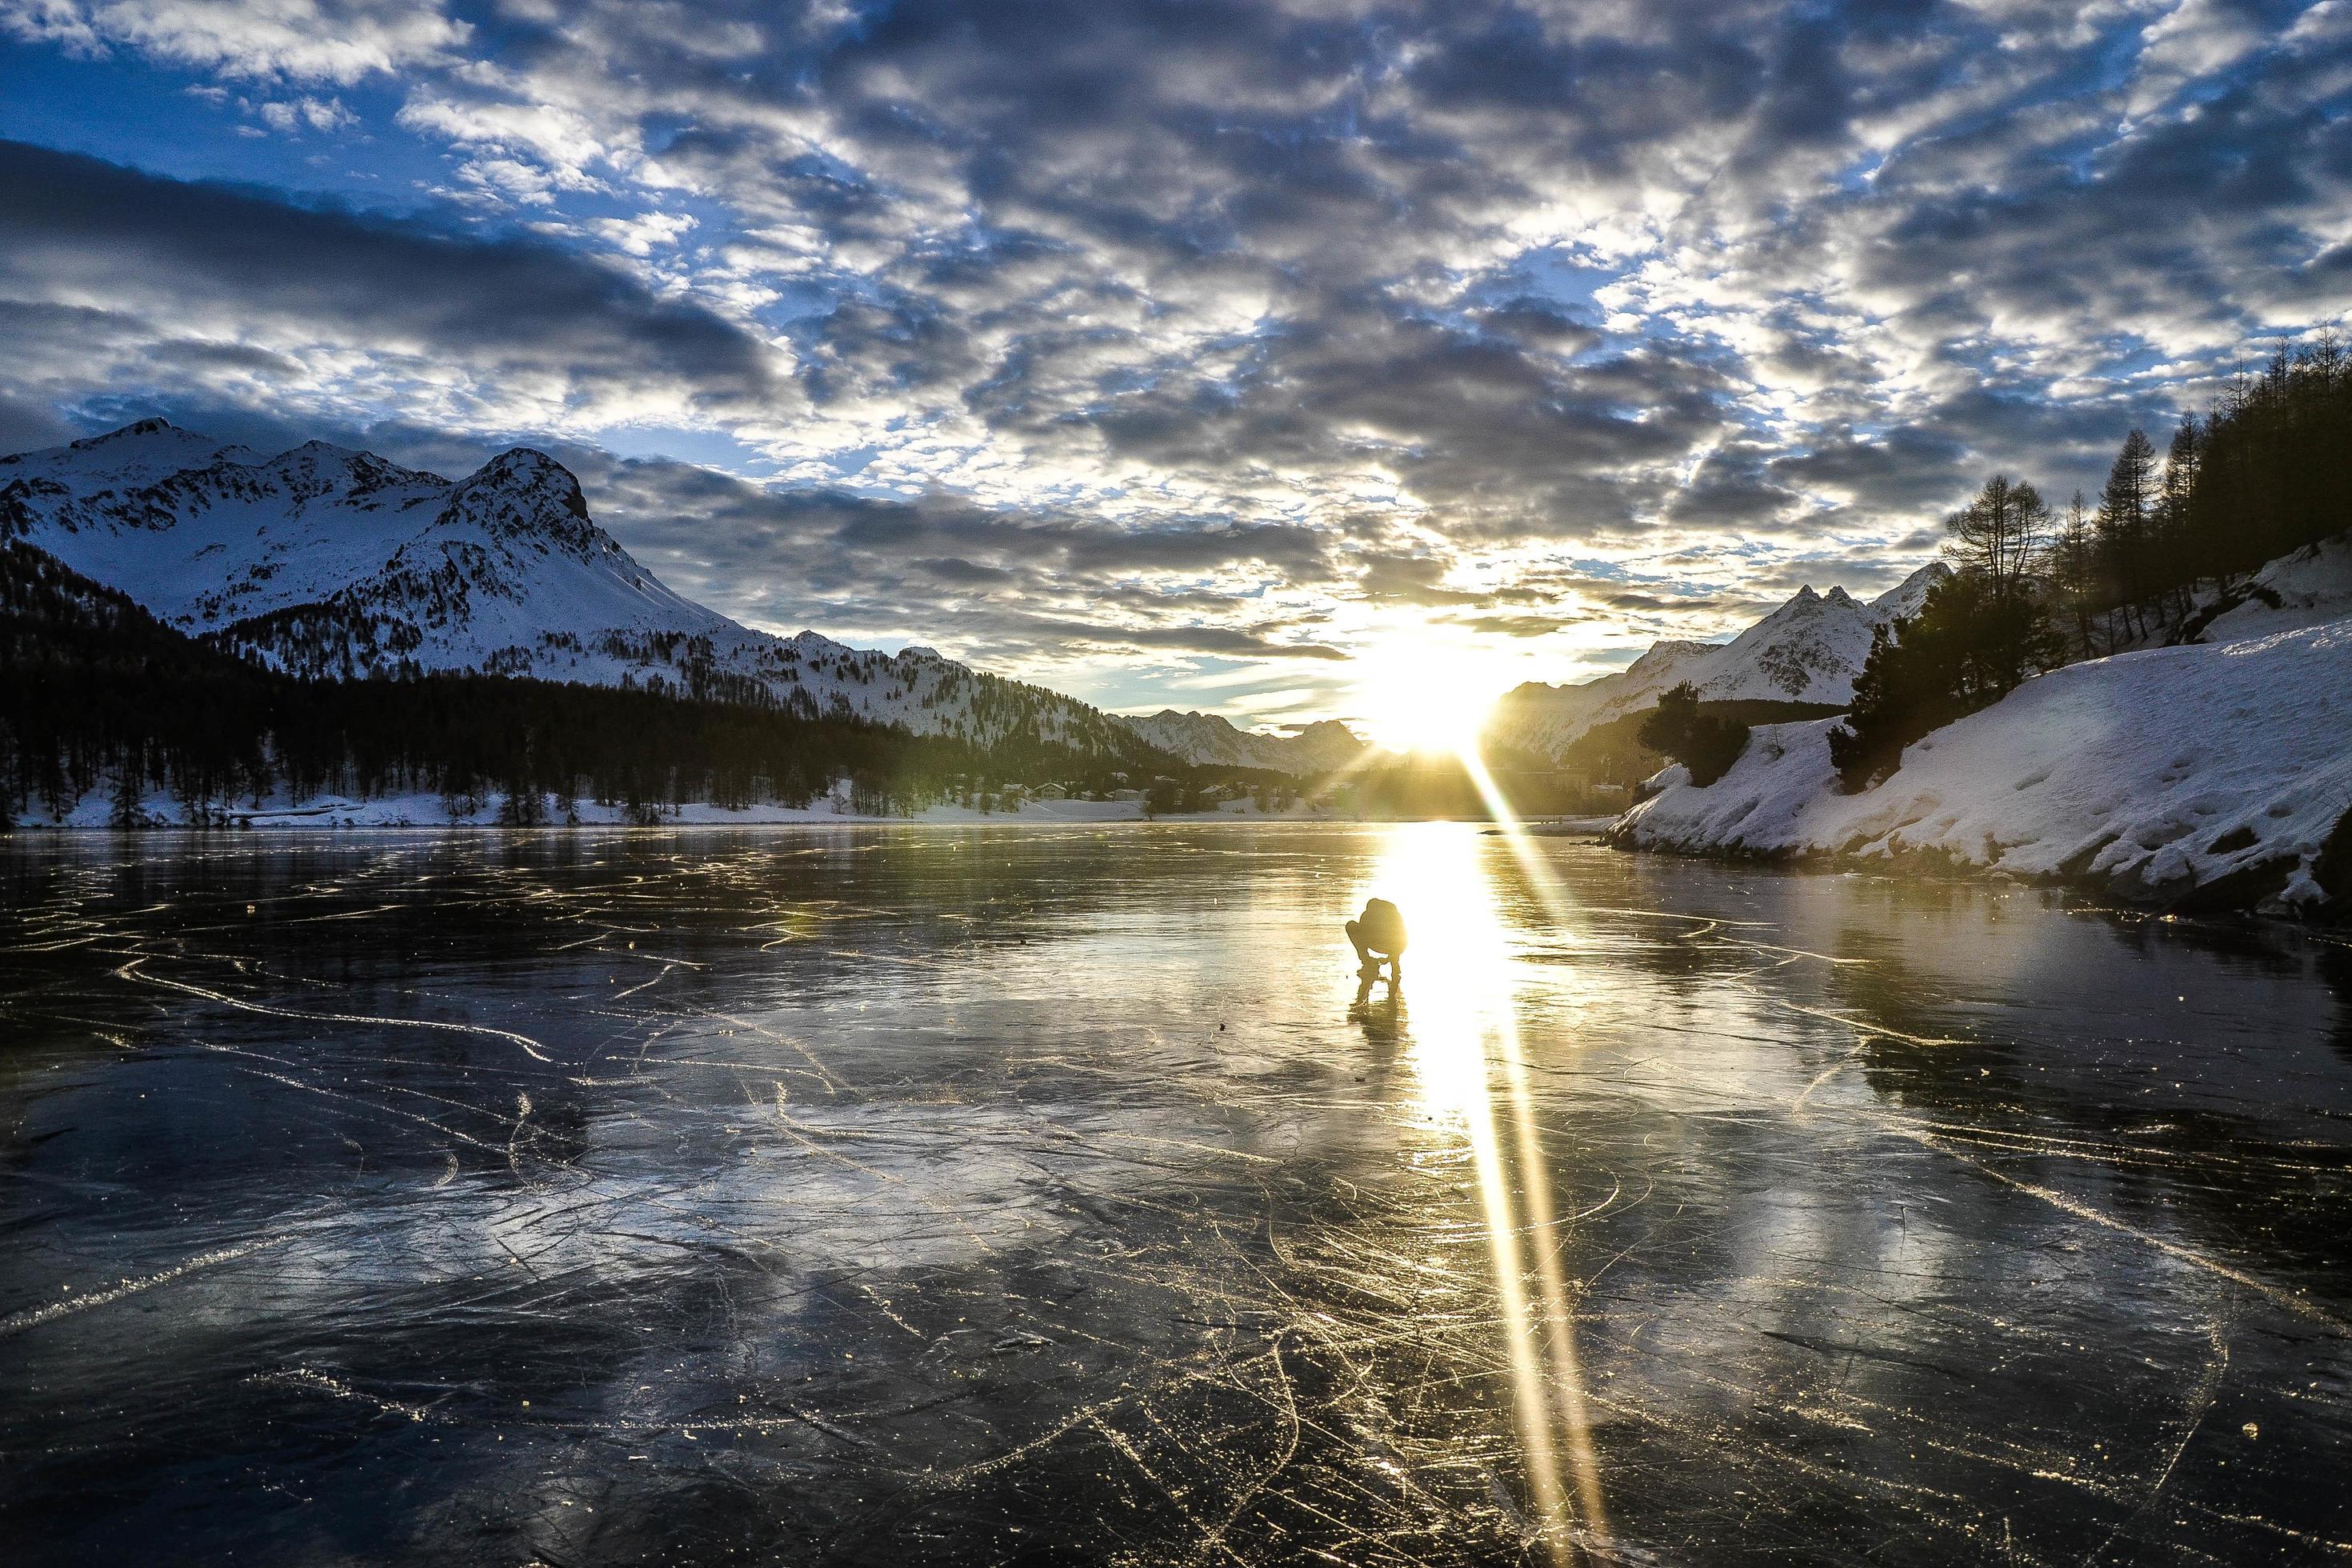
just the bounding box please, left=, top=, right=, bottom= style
left=1361, top=826, right=1611, bottom=1562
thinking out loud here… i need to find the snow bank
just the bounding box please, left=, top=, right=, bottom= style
left=1612, top=613, right=2352, bottom=916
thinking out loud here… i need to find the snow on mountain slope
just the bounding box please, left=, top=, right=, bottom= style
left=1866, top=560, right=1950, bottom=622
left=1487, top=562, right=1952, bottom=759
left=2196, top=533, right=2352, bottom=644
left=1686, top=582, right=1884, bottom=704
left=1610, top=611, right=2352, bottom=915
left=0, top=417, right=263, bottom=495
left=0, top=421, right=1143, bottom=756
left=1116, top=710, right=1366, bottom=775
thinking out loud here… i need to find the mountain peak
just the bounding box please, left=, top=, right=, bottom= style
left=5, top=419, right=260, bottom=489
left=440, top=449, right=602, bottom=555
left=83, top=417, right=190, bottom=446
left=1869, top=560, right=1952, bottom=618
left=466, top=447, right=582, bottom=498
left=8, top=418, right=1156, bottom=763
left=259, top=438, right=368, bottom=476
left=1490, top=567, right=1931, bottom=759
left=480, top=446, right=566, bottom=475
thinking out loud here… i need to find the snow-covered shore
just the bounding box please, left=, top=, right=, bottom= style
left=1610, top=611, right=2352, bottom=918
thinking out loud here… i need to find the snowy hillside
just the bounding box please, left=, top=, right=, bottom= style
left=0, top=421, right=1144, bottom=757
left=1488, top=563, right=1950, bottom=758
left=2192, top=533, right=2352, bottom=645
left=1115, top=710, right=1366, bottom=775
left=1610, top=612, right=2352, bottom=915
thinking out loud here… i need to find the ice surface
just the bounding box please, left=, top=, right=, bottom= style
left=2, top=825, right=2350, bottom=1565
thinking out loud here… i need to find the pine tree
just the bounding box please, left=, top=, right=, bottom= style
left=2155, top=415, right=2202, bottom=608
left=2044, top=490, right=2102, bottom=659
left=2186, top=334, right=2351, bottom=577
left=1826, top=572, right=2060, bottom=792
left=1635, top=682, right=1750, bottom=786
left=110, top=747, right=146, bottom=830
left=2097, top=427, right=2158, bottom=638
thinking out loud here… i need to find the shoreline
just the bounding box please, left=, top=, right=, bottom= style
left=2, top=805, right=1617, bottom=833
left=1602, top=828, right=2347, bottom=924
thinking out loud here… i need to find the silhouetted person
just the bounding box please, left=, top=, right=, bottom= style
left=1346, top=897, right=1406, bottom=986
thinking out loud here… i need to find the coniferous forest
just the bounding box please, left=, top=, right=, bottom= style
left=1829, top=334, right=2352, bottom=790
left=0, top=537, right=1183, bottom=825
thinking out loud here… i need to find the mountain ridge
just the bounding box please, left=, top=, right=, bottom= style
left=1486, top=562, right=1951, bottom=760
left=1116, top=710, right=1367, bottom=775
left=5, top=422, right=1323, bottom=768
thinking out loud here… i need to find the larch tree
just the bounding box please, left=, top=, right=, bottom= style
left=1944, top=473, right=2048, bottom=600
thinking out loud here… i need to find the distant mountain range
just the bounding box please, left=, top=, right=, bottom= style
left=1486, top=563, right=1951, bottom=759
left=1116, top=710, right=1367, bottom=774
left=0, top=421, right=1363, bottom=775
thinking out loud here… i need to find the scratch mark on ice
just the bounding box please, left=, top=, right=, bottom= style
left=0, top=1233, right=295, bottom=1337
left=118, top=958, right=554, bottom=1062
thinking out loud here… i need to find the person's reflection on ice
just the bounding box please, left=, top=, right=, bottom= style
left=1349, top=971, right=1405, bottom=1093
left=1350, top=974, right=1404, bottom=1038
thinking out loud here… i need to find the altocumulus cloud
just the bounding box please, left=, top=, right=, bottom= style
left=0, top=0, right=2348, bottom=720
left=573, top=455, right=1347, bottom=674
left=0, top=141, right=789, bottom=431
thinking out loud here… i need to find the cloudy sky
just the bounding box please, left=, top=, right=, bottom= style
left=2, top=1, right=2346, bottom=730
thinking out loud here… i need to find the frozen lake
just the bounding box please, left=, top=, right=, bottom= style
left=3, top=824, right=2350, bottom=1565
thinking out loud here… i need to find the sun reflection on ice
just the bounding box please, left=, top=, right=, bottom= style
left=1357, top=825, right=1516, bottom=1121
left=1356, top=825, right=1611, bottom=1562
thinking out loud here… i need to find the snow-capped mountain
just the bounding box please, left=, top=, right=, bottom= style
left=1867, top=560, right=1950, bottom=622
left=1487, top=562, right=1952, bottom=759
left=0, top=420, right=1143, bottom=756
left=1116, top=710, right=1366, bottom=774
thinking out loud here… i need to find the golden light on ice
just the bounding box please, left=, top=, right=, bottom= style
left=1361, top=826, right=1610, bottom=1562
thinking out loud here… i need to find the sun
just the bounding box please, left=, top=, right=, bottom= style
left=1355, top=645, right=1506, bottom=754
